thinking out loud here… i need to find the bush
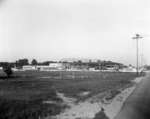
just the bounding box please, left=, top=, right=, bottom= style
left=3, top=65, right=13, bottom=77
left=0, top=99, right=62, bottom=119
left=93, top=108, right=109, bottom=119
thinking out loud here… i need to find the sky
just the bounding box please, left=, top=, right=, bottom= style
left=0, top=0, right=150, bottom=65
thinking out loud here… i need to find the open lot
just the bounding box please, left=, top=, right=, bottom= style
left=0, top=71, right=137, bottom=119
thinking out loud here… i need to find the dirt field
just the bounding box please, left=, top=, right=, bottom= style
left=0, top=71, right=137, bottom=119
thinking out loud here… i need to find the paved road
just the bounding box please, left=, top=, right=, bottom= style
left=115, top=72, right=150, bottom=119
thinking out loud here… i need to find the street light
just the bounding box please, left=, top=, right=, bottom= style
left=132, top=34, right=143, bottom=75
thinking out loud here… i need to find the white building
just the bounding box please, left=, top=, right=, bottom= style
left=36, top=66, right=52, bottom=71
left=12, top=68, right=19, bottom=71
left=49, top=63, right=65, bottom=70
left=23, top=65, right=36, bottom=71
left=22, top=63, right=65, bottom=71
left=0, top=67, right=3, bottom=70
left=89, top=68, right=96, bottom=71
left=35, top=63, right=65, bottom=71
left=119, top=66, right=136, bottom=72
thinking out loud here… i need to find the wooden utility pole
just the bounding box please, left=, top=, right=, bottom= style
left=132, top=34, right=143, bottom=76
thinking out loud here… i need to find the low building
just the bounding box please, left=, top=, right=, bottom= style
left=36, top=66, right=52, bottom=71
left=23, top=65, right=36, bottom=71
left=104, top=65, right=119, bottom=71
left=49, top=63, right=65, bottom=70
left=12, top=68, right=19, bottom=71
left=89, top=68, right=96, bottom=71
left=119, top=66, right=136, bottom=72
left=35, top=63, right=65, bottom=71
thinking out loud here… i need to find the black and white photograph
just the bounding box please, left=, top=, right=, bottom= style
left=0, top=0, right=150, bottom=119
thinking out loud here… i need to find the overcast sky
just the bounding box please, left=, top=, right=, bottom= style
left=0, top=0, right=150, bottom=65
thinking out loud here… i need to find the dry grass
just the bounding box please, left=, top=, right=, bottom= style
left=0, top=71, right=137, bottom=119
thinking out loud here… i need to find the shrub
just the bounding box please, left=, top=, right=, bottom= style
left=3, top=65, right=13, bottom=77
left=0, top=99, right=62, bottom=119
left=93, top=108, right=109, bottom=119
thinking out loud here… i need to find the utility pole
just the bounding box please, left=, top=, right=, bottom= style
left=132, top=34, right=143, bottom=76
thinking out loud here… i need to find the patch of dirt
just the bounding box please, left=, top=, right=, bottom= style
left=46, top=77, right=143, bottom=119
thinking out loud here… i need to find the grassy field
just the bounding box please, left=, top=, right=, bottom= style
left=0, top=70, right=137, bottom=119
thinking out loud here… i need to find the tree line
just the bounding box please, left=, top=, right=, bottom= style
left=0, top=58, right=124, bottom=78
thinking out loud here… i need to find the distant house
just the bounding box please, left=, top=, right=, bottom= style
left=69, top=64, right=88, bottom=71
left=12, top=67, right=19, bottom=71
left=23, top=65, right=36, bottom=71
left=35, top=63, right=65, bottom=71
left=104, top=65, right=119, bottom=71
left=36, top=66, right=52, bottom=71
left=89, top=68, right=96, bottom=71
left=119, top=65, right=136, bottom=72
left=49, top=63, right=65, bottom=70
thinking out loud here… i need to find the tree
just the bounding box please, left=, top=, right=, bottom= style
left=31, top=59, right=38, bottom=65
left=3, top=64, right=13, bottom=77
left=16, top=59, right=29, bottom=68
left=77, top=60, right=82, bottom=65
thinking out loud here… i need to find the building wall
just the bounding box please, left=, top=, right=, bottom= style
left=23, top=65, right=36, bottom=71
